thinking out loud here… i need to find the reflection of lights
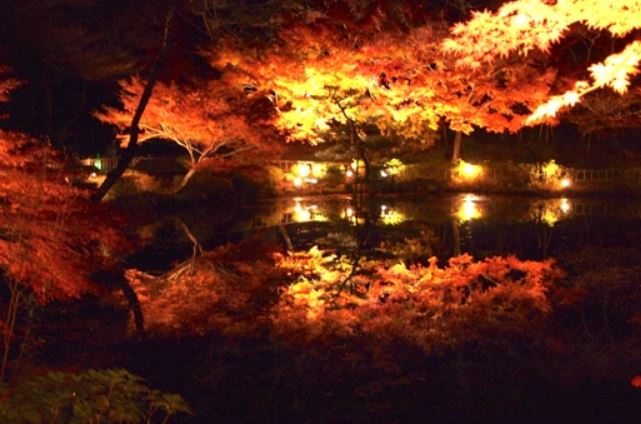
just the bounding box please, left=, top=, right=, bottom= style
left=294, top=203, right=311, bottom=222
left=560, top=178, right=571, bottom=188
left=293, top=177, right=303, bottom=187
left=342, top=206, right=358, bottom=224
left=380, top=204, right=405, bottom=225
left=381, top=209, right=405, bottom=225
left=293, top=202, right=325, bottom=223
left=90, top=172, right=97, bottom=178
left=304, top=178, right=318, bottom=184
left=346, top=169, right=354, bottom=178
left=384, top=158, right=404, bottom=176
left=533, top=198, right=572, bottom=227
left=455, top=195, right=482, bottom=222
left=560, top=198, right=571, bottom=214
left=541, top=210, right=558, bottom=227
left=380, top=170, right=388, bottom=178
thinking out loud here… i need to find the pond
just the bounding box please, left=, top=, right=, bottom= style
left=131, top=193, right=641, bottom=270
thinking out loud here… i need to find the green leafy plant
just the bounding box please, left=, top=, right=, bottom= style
left=0, top=368, right=192, bottom=423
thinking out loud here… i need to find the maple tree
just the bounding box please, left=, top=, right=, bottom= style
left=0, top=129, right=129, bottom=379
left=96, top=75, right=281, bottom=191
left=0, top=71, right=127, bottom=380
left=210, top=15, right=557, bottom=173
left=123, top=241, right=284, bottom=336
left=561, top=88, right=641, bottom=137
left=122, top=240, right=563, bottom=358
left=442, top=0, right=641, bottom=125
left=272, top=248, right=562, bottom=352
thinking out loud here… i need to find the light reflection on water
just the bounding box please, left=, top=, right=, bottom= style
left=134, top=193, right=641, bottom=271
left=235, top=194, right=641, bottom=259
left=260, top=194, right=608, bottom=228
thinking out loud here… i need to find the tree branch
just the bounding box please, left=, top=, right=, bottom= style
left=92, top=2, right=176, bottom=202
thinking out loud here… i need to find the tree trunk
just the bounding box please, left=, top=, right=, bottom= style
left=174, top=167, right=197, bottom=194
left=115, top=277, right=146, bottom=341
left=277, top=224, right=294, bottom=251
left=92, top=5, right=175, bottom=202
left=451, top=131, right=462, bottom=164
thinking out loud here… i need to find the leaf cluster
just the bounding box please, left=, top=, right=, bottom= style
left=272, top=249, right=564, bottom=354
left=0, top=368, right=192, bottom=423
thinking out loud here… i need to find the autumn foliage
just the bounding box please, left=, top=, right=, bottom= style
left=214, top=22, right=555, bottom=140
left=125, top=243, right=563, bottom=355
left=272, top=248, right=563, bottom=352
left=443, top=0, right=641, bottom=124
left=124, top=241, right=285, bottom=336
left=0, top=130, right=124, bottom=302
left=96, top=75, right=281, bottom=189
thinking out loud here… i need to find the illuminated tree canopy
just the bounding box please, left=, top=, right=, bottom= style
left=90, top=0, right=641, bottom=170
left=213, top=20, right=556, bottom=142
left=443, top=0, right=641, bottom=126
left=96, top=75, right=281, bottom=189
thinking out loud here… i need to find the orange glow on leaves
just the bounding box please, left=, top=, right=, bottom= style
left=444, top=1, right=641, bottom=125
left=0, top=131, right=126, bottom=303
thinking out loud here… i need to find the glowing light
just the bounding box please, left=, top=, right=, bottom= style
left=530, top=199, right=572, bottom=227
left=294, top=163, right=311, bottom=178
left=460, top=162, right=481, bottom=178
left=304, top=178, right=318, bottom=184
left=346, top=170, right=354, bottom=178
left=542, top=160, right=560, bottom=179
left=536, top=160, right=571, bottom=190
left=512, top=13, right=529, bottom=29
left=453, top=160, right=484, bottom=183
left=380, top=170, right=388, bottom=178
left=293, top=177, right=303, bottom=187
left=294, top=207, right=311, bottom=222
left=293, top=202, right=326, bottom=223
left=455, top=195, right=482, bottom=222
left=380, top=207, right=405, bottom=225
left=384, top=158, right=405, bottom=176
left=351, top=160, right=358, bottom=170
left=90, top=172, right=97, bottom=178
left=342, top=206, right=358, bottom=224
left=541, top=209, right=559, bottom=227
left=311, top=163, right=326, bottom=178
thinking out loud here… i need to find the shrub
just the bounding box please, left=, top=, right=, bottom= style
left=0, top=368, right=192, bottom=423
